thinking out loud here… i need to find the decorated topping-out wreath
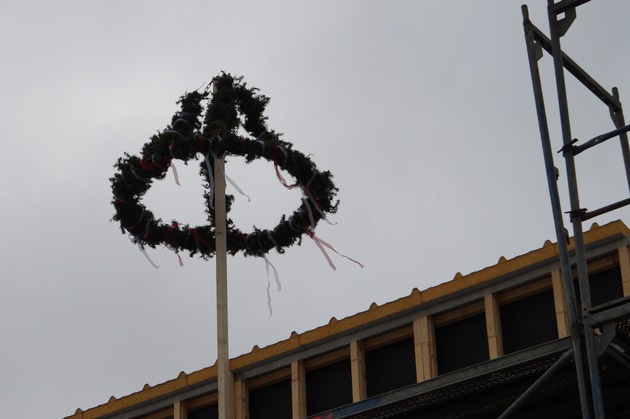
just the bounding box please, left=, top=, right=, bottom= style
left=110, top=73, right=346, bottom=263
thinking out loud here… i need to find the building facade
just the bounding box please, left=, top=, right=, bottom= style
left=66, top=221, right=630, bottom=418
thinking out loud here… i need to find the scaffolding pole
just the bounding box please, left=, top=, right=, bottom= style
left=522, top=7, right=592, bottom=415
left=545, top=3, right=604, bottom=416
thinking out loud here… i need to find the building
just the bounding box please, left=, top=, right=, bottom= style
left=66, top=220, right=630, bottom=418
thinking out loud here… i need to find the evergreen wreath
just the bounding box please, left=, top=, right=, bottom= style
left=110, top=73, right=339, bottom=259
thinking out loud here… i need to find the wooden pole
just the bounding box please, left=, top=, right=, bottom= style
left=214, top=155, right=233, bottom=419
left=213, top=77, right=232, bottom=419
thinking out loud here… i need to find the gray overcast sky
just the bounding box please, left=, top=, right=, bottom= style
left=2, top=1, right=630, bottom=418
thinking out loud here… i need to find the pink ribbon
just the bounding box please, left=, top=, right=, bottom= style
left=307, top=229, right=364, bottom=270
left=273, top=163, right=335, bottom=226
left=274, top=163, right=298, bottom=190
left=170, top=161, right=181, bottom=186
left=188, top=228, right=214, bottom=254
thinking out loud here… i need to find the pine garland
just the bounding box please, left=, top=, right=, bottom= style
left=110, top=73, right=339, bottom=259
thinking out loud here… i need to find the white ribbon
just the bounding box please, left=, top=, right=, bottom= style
left=141, top=221, right=150, bottom=239
left=204, top=152, right=215, bottom=209
left=225, top=174, right=251, bottom=202
left=129, top=235, right=159, bottom=269
left=263, top=255, right=281, bottom=317
left=256, top=139, right=266, bottom=153
left=301, top=189, right=316, bottom=229
left=306, top=170, right=317, bottom=189
left=165, top=244, right=184, bottom=267
left=288, top=216, right=303, bottom=233
left=267, top=230, right=279, bottom=247
left=276, top=146, right=288, bottom=164
left=138, top=243, right=159, bottom=269
left=301, top=186, right=337, bottom=226
left=207, top=145, right=251, bottom=203
left=130, top=165, right=150, bottom=181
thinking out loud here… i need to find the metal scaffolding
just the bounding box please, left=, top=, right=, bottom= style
left=521, top=1, right=630, bottom=418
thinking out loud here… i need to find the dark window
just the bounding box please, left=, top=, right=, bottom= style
left=435, top=313, right=489, bottom=374
left=501, top=289, right=557, bottom=354
left=365, top=337, right=416, bottom=397
left=306, top=358, right=352, bottom=416
left=586, top=267, right=623, bottom=307
left=188, top=403, right=218, bottom=419
left=250, top=379, right=291, bottom=419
